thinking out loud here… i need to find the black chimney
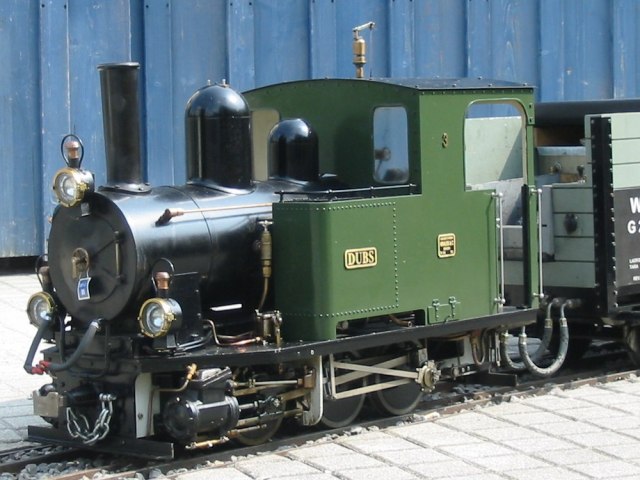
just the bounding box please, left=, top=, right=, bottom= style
left=98, top=62, right=150, bottom=193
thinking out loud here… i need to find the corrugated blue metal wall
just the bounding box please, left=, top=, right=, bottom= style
left=2, top=0, right=640, bottom=257
left=0, top=2, right=42, bottom=258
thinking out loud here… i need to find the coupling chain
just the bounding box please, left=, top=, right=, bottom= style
left=65, top=393, right=116, bottom=445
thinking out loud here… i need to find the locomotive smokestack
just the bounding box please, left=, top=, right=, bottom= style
left=98, top=62, right=150, bottom=193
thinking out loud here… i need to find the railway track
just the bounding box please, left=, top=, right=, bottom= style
left=0, top=445, right=84, bottom=475
left=2, top=354, right=638, bottom=479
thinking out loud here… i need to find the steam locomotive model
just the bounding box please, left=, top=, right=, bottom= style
left=23, top=62, right=640, bottom=459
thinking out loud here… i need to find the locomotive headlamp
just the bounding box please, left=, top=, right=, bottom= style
left=138, top=298, right=182, bottom=338
left=26, top=292, right=56, bottom=328
left=52, top=167, right=94, bottom=207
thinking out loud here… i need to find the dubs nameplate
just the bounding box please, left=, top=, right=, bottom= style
left=344, top=247, right=378, bottom=269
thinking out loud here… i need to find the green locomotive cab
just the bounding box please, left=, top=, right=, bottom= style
left=245, top=78, right=540, bottom=341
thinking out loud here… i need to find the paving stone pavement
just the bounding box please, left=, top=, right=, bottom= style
left=2, top=273, right=640, bottom=479
left=177, top=380, right=640, bottom=480
left=0, top=273, right=51, bottom=450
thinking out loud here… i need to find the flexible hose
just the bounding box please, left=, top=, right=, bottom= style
left=499, top=301, right=555, bottom=371
left=499, top=331, right=527, bottom=371
left=23, top=320, right=52, bottom=374
left=518, top=301, right=571, bottom=378
left=46, top=319, right=102, bottom=373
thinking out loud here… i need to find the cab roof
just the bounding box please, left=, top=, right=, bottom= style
left=371, top=77, right=532, bottom=90
left=246, top=77, right=533, bottom=94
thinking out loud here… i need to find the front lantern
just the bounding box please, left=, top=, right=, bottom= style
left=27, top=291, right=56, bottom=328
left=53, top=134, right=94, bottom=207
left=52, top=167, right=95, bottom=207
left=138, top=298, right=182, bottom=338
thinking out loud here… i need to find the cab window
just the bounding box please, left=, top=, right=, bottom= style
left=464, top=102, right=525, bottom=188
left=373, top=106, right=409, bottom=184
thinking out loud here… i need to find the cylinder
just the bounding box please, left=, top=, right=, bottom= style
left=185, top=83, right=253, bottom=191
left=98, top=62, right=149, bottom=192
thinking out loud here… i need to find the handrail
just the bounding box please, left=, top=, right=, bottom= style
left=531, top=186, right=544, bottom=301
left=275, top=183, right=417, bottom=202
left=492, top=192, right=506, bottom=312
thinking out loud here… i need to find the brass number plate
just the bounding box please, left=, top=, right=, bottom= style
left=437, top=233, right=456, bottom=258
